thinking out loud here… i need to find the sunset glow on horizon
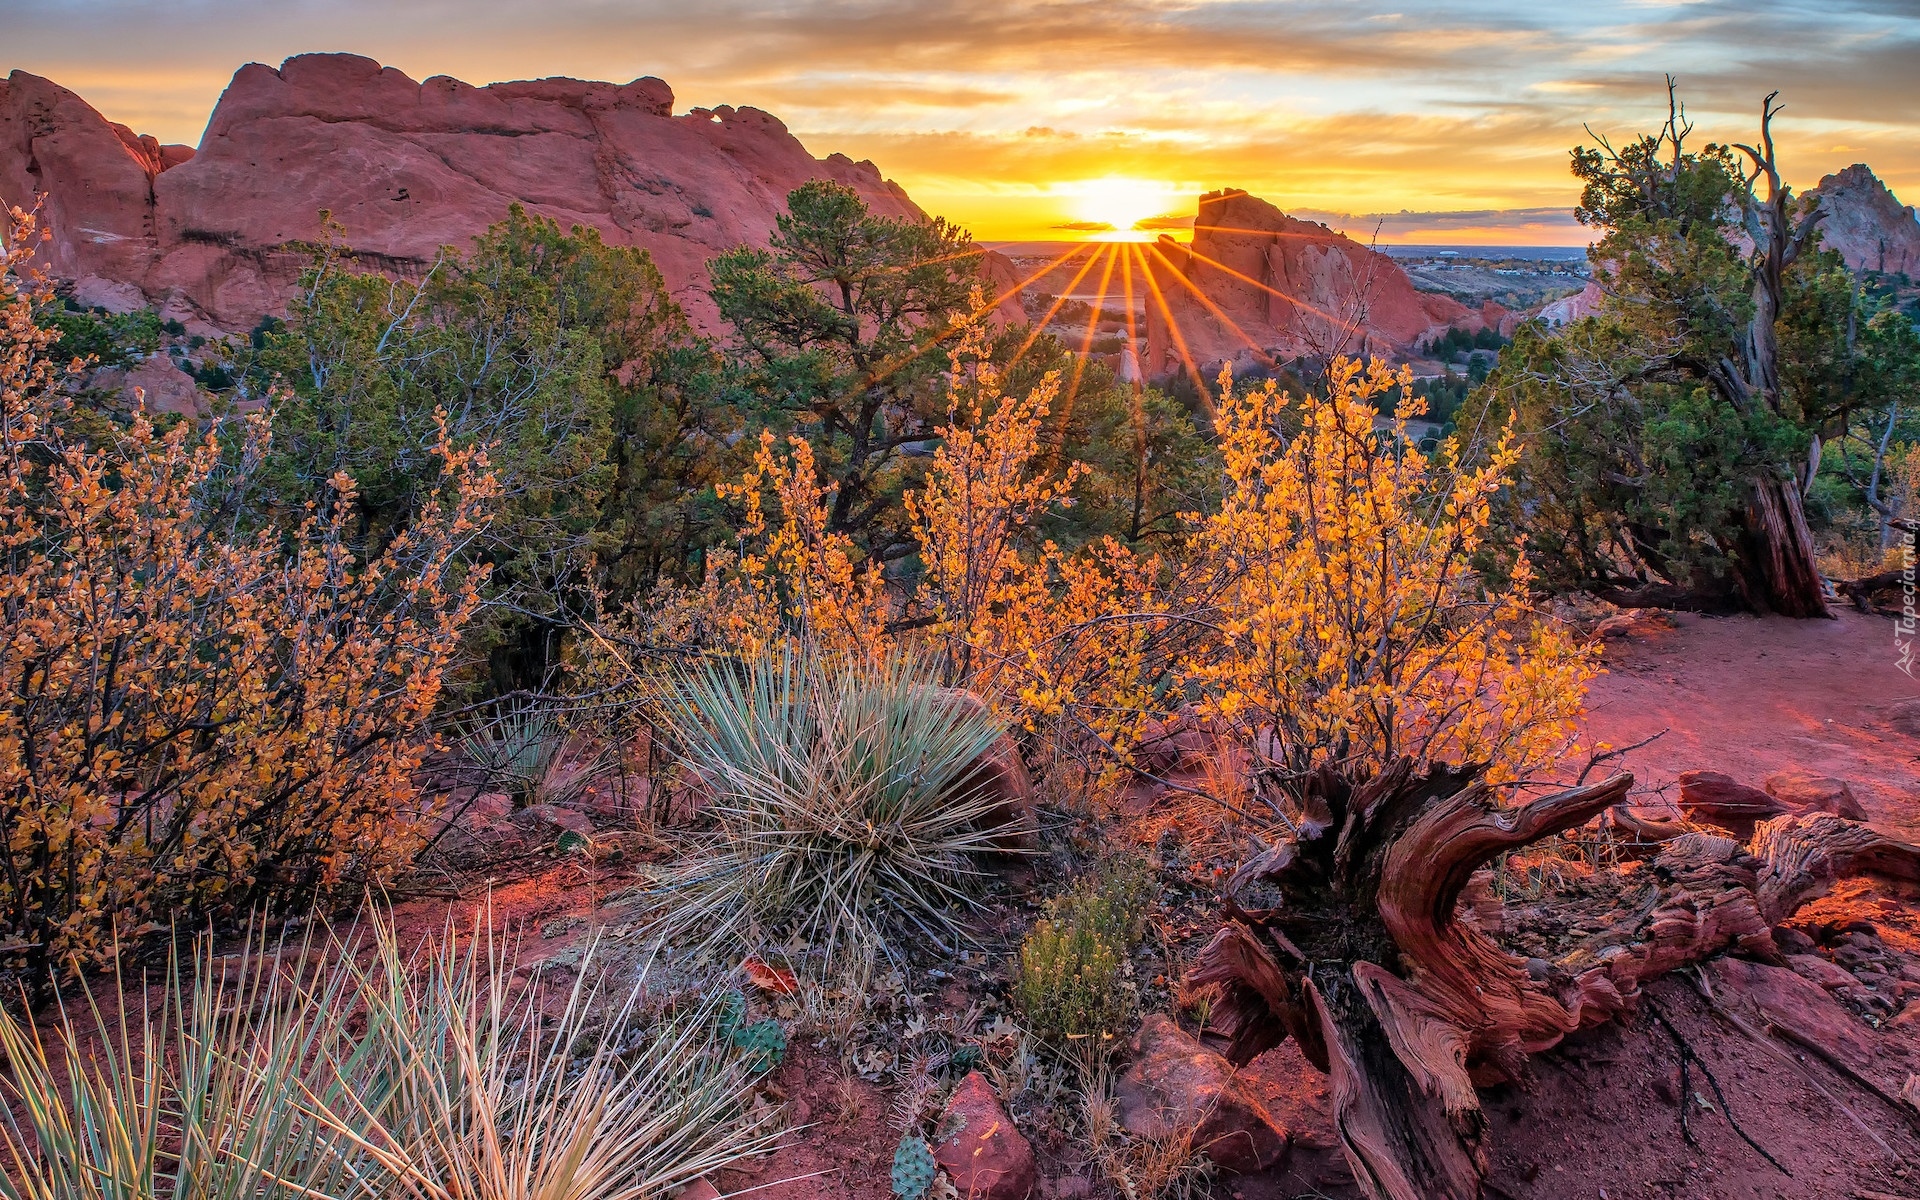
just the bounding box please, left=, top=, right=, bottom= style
left=5, top=1, right=1917, bottom=246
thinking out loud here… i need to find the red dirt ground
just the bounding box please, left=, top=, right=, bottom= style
left=1579, top=608, right=1920, bottom=841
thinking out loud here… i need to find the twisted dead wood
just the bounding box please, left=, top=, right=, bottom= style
left=1187, top=759, right=1920, bottom=1200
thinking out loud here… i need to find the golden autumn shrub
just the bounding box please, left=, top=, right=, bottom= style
left=629, top=314, right=1157, bottom=757
left=0, top=209, right=497, bottom=978
left=1177, top=359, right=1595, bottom=786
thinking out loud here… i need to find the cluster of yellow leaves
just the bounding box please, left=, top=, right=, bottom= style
left=906, top=320, right=1156, bottom=746
left=643, top=315, right=1154, bottom=751
left=0, top=208, right=497, bottom=973
left=1178, top=359, right=1596, bottom=784
left=627, top=307, right=1593, bottom=800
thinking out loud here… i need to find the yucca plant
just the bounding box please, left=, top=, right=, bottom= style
left=0, top=911, right=783, bottom=1200
left=333, top=917, right=783, bottom=1200
left=650, top=649, right=1021, bottom=968
left=458, top=705, right=609, bottom=808
left=0, top=934, right=368, bottom=1200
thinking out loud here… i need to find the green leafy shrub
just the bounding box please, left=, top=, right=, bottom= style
left=649, top=649, right=1020, bottom=967
left=1013, top=856, right=1160, bottom=1050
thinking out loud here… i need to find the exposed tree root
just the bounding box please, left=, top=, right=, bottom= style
left=1187, top=758, right=1920, bottom=1200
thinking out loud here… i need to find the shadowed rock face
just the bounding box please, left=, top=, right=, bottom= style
left=1141, top=188, right=1498, bottom=380
left=0, top=53, right=929, bottom=332
left=1811, top=164, right=1920, bottom=276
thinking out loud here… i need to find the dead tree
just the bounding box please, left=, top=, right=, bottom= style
left=1188, top=758, right=1920, bottom=1200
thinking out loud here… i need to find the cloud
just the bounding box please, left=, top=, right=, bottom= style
left=3, top=0, right=1915, bottom=240
left=1053, top=220, right=1116, bottom=232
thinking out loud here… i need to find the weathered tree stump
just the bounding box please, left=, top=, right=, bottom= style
left=1188, top=758, right=1920, bottom=1200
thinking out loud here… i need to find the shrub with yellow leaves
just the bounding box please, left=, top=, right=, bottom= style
left=1177, top=358, right=1595, bottom=790
left=0, top=208, right=496, bottom=982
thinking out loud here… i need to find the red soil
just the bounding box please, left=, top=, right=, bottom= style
left=1578, top=608, right=1920, bottom=841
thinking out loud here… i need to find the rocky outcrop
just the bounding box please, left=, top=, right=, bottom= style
left=1810, top=164, right=1920, bottom=276
left=933, top=1072, right=1036, bottom=1200
left=1141, top=189, right=1488, bottom=379
left=1537, top=280, right=1603, bottom=327
left=0, top=54, right=936, bottom=332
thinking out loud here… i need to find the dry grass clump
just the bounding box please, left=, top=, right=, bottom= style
left=0, top=911, right=782, bottom=1200
left=647, top=649, right=1021, bottom=970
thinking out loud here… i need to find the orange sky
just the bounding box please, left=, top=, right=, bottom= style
left=6, top=1, right=1918, bottom=245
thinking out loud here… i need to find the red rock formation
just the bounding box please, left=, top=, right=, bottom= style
left=0, top=54, right=962, bottom=333
left=1810, top=164, right=1920, bottom=276
left=1141, top=189, right=1486, bottom=381
left=1537, top=279, right=1602, bottom=327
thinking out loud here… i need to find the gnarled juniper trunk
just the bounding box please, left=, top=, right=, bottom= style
left=1188, top=758, right=1920, bottom=1200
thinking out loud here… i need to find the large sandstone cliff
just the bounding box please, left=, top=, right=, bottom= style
left=0, top=54, right=938, bottom=332
left=1141, top=189, right=1494, bottom=380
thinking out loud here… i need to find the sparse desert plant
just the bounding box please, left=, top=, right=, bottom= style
left=1012, top=857, right=1159, bottom=1056
left=456, top=704, right=610, bottom=808
left=1082, top=1078, right=1213, bottom=1200
left=0, top=207, right=496, bottom=982
left=648, top=648, right=1021, bottom=969
left=0, top=910, right=783, bottom=1200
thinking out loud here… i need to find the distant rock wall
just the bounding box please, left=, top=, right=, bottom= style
left=1140, top=189, right=1498, bottom=380
left=1810, top=164, right=1920, bottom=276
left=0, top=54, right=940, bottom=333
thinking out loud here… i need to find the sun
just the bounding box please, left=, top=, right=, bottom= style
left=1066, top=177, right=1181, bottom=241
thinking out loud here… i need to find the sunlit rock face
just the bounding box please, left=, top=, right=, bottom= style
left=1810, top=163, right=1920, bottom=276
left=1141, top=189, right=1500, bottom=380
left=0, top=53, right=928, bottom=331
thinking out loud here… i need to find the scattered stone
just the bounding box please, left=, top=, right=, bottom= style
left=1764, top=770, right=1868, bottom=820
left=676, top=1180, right=721, bottom=1200
left=1593, top=608, right=1678, bottom=641
left=513, top=803, right=595, bottom=839
left=1114, top=1014, right=1289, bottom=1174
left=1677, top=771, right=1789, bottom=839
left=933, top=1071, right=1037, bottom=1200
left=1773, top=925, right=1818, bottom=955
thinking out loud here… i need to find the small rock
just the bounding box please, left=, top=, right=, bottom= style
left=1594, top=609, right=1677, bottom=640
left=934, top=1072, right=1037, bottom=1200
left=1773, top=925, right=1818, bottom=955
left=1764, top=771, right=1867, bottom=821
left=676, top=1181, right=721, bottom=1200
left=1676, top=771, right=1789, bottom=840
left=1115, top=1014, right=1289, bottom=1173
left=513, top=803, right=595, bottom=839
left=1891, top=1000, right=1920, bottom=1031
left=930, top=689, right=1038, bottom=851
left=1788, top=954, right=1862, bottom=992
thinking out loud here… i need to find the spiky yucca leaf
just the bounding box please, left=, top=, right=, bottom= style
left=653, top=650, right=1020, bottom=966
left=0, top=911, right=783, bottom=1200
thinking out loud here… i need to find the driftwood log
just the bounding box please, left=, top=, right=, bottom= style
left=1187, top=758, right=1920, bottom=1200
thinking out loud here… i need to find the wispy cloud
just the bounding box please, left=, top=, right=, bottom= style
left=3, top=0, right=1915, bottom=241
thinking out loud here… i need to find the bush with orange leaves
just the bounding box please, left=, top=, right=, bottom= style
left=0, top=209, right=496, bottom=982
left=629, top=318, right=1159, bottom=762
left=1177, top=359, right=1596, bottom=792
left=623, top=318, right=1591, bottom=815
